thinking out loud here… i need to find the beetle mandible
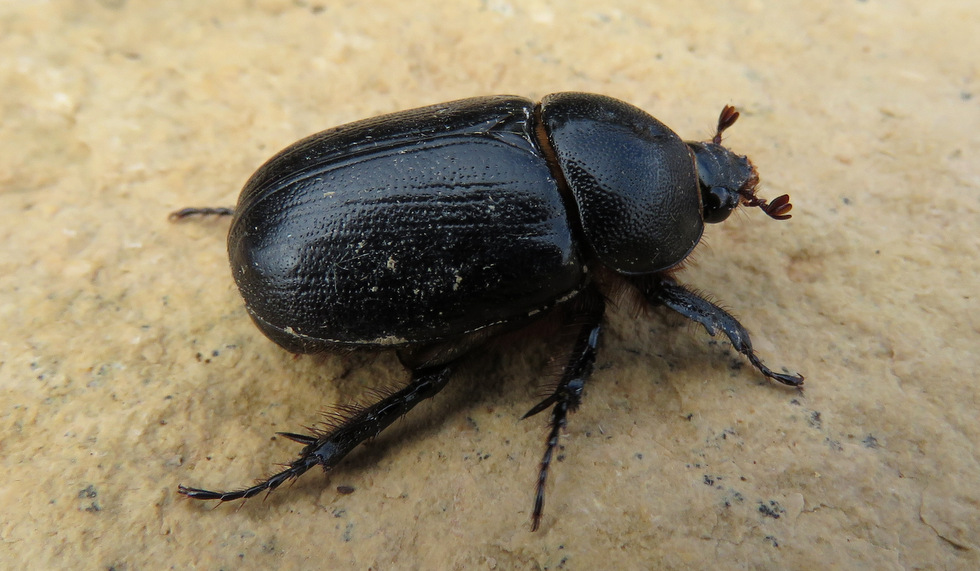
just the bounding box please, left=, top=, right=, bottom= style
left=172, top=92, right=802, bottom=531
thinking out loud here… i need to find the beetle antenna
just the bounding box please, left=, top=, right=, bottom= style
left=739, top=191, right=793, bottom=220
left=713, top=105, right=740, bottom=145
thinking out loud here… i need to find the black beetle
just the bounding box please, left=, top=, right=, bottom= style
left=172, top=92, right=801, bottom=531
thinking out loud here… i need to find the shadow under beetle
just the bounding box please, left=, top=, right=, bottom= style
left=172, top=92, right=802, bottom=531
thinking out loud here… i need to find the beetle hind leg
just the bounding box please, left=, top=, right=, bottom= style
left=178, top=363, right=453, bottom=504
left=638, top=274, right=804, bottom=387
left=522, top=285, right=606, bottom=531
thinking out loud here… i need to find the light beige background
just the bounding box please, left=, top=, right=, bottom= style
left=2, top=0, right=978, bottom=569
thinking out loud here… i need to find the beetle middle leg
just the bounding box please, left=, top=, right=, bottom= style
left=522, top=285, right=606, bottom=531
left=178, top=363, right=452, bottom=502
left=637, top=274, right=803, bottom=387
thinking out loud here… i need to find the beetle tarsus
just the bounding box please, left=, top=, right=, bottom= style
left=178, top=364, right=453, bottom=504
left=168, top=207, right=235, bottom=221
left=177, top=456, right=317, bottom=501
left=525, top=286, right=605, bottom=531
left=640, top=275, right=804, bottom=387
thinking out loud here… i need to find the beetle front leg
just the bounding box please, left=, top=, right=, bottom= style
left=178, top=363, right=453, bottom=502
left=522, top=286, right=606, bottom=531
left=638, top=274, right=803, bottom=387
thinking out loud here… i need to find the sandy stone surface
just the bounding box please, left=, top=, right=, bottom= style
left=1, top=1, right=977, bottom=568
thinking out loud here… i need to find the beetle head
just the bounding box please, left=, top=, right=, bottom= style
left=687, top=105, right=793, bottom=224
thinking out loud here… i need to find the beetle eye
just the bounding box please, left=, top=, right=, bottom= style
left=702, top=185, right=739, bottom=223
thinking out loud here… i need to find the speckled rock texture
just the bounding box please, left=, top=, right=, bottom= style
left=1, top=1, right=977, bottom=568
